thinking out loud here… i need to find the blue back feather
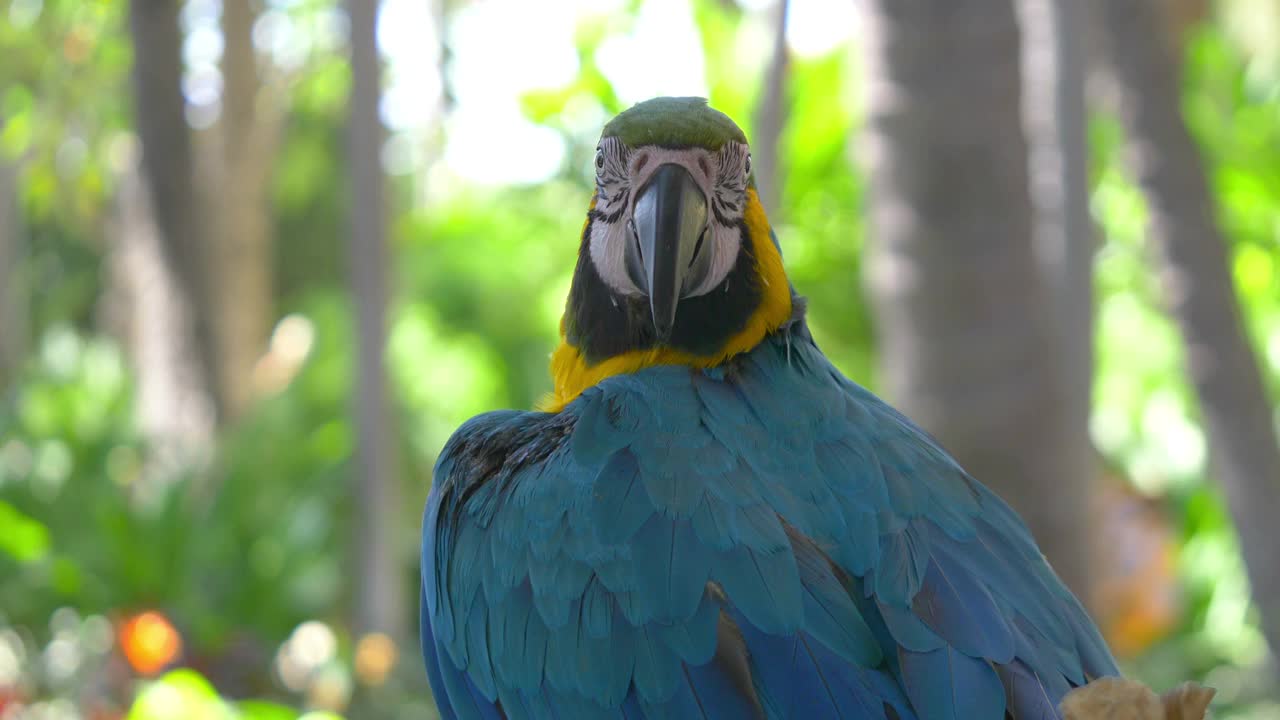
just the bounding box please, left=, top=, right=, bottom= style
left=420, top=327, right=1117, bottom=719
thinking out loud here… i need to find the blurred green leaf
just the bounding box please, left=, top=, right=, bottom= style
left=127, top=669, right=231, bottom=720
left=236, top=701, right=301, bottom=720
left=0, top=499, right=50, bottom=562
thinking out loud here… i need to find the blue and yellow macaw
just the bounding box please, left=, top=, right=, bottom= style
left=421, top=97, right=1117, bottom=719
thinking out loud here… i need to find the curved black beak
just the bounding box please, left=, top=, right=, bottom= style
left=626, top=163, right=711, bottom=341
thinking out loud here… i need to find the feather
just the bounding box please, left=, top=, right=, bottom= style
left=691, top=494, right=739, bottom=550
left=629, top=515, right=710, bottom=622
left=489, top=583, right=548, bottom=691
left=463, top=591, right=497, bottom=699
left=730, top=608, right=909, bottom=720
left=996, top=659, right=1062, bottom=720
left=420, top=594, right=457, bottom=720
left=911, top=554, right=1015, bottom=662
left=692, top=375, right=774, bottom=461
left=899, top=646, right=1006, bottom=720
left=788, top=527, right=883, bottom=666
left=713, top=543, right=803, bottom=634
left=729, top=611, right=843, bottom=718
left=636, top=441, right=708, bottom=516
left=876, top=597, right=946, bottom=653
left=805, top=625, right=919, bottom=720
left=677, top=660, right=766, bottom=719
left=703, top=457, right=767, bottom=508
left=656, top=591, right=721, bottom=664
left=871, top=523, right=931, bottom=604
left=725, top=502, right=789, bottom=554
left=633, top=624, right=682, bottom=702
left=569, top=390, right=630, bottom=464
left=553, top=601, right=634, bottom=707
left=590, top=449, right=654, bottom=546
left=434, top=631, right=504, bottom=720
left=579, top=575, right=612, bottom=638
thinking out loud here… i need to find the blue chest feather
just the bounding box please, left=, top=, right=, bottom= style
left=420, top=327, right=1116, bottom=720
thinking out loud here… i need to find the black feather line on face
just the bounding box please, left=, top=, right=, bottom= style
left=565, top=216, right=761, bottom=364
left=710, top=202, right=737, bottom=228
left=591, top=185, right=630, bottom=224
left=588, top=206, right=627, bottom=224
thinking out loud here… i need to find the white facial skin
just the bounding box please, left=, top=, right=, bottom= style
left=588, top=137, right=752, bottom=298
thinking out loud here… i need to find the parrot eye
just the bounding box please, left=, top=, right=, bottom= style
left=744, top=153, right=752, bottom=176
left=595, top=148, right=605, bottom=173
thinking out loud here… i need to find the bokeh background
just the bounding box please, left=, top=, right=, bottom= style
left=2, top=0, right=1280, bottom=717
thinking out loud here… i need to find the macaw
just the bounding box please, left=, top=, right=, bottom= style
left=420, top=97, right=1117, bottom=719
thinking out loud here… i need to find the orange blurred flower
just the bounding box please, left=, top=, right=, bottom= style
left=118, top=611, right=182, bottom=676
left=354, top=633, right=398, bottom=687
left=1089, top=475, right=1181, bottom=659
left=0, top=686, right=26, bottom=713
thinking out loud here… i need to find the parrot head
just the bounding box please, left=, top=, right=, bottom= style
left=544, top=97, right=794, bottom=410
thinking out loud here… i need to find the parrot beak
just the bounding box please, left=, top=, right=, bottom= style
left=627, top=163, right=711, bottom=341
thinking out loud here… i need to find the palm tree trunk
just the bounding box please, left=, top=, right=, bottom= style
left=1017, top=0, right=1097, bottom=610
left=124, top=0, right=216, bottom=459
left=347, top=0, right=403, bottom=639
left=1018, top=0, right=1094, bottom=437
left=200, top=0, right=281, bottom=421
left=128, top=0, right=222, bottom=424
left=1096, top=0, right=1280, bottom=668
left=0, top=158, right=24, bottom=389
left=752, top=0, right=789, bottom=218
left=107, top=164, right=216, bottom=469
left=858, top=0, right=1092, bottom=598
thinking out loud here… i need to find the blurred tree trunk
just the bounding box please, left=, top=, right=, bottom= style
left=1096, top=0, right=1280, bottom=668
left=125, top=0, right=217, bottom=453
left=1016, top=0, right=1097, bottom=608
left=106, top=162, right=216, bottom=467
left=752, top=0, right=789, bottom=217
left=198, top=0, right=282, bottom=421
left=0, top=159, right=24, bottom=389
left=347, top=0, right=403, bottom=639
left=858, top=0, right=1091, bottom=597
left=1018, top=0, right=1094, bottom=442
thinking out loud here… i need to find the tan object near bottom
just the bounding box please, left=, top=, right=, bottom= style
left=1060, top=678, right=1216, bottom=720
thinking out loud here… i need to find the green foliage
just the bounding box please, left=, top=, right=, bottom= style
left=0, top=327, right=139, bottom=619
left=0, top=0, right=131, bottom=337
left=127, top=669, right=344, bottom=720
left=1087, top=24, right=1280, bottom=715
left=773, top=47, right=874, bottom=385
left=0, top=499, right=49, bottom=562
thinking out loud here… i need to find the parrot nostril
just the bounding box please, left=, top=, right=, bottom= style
left=689, top=227, right=707, bottom=269
left=629, top=219, right=643, bottom=263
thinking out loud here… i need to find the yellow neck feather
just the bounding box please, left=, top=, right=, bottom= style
left=539, top=188, right=791, bottom=412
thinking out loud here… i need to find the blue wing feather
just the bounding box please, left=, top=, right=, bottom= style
left=912, top=554, right=1016, bottom=661
left=730, top=608, right=912, bottom=720
left=629, top=515, right=710, bottom=622
left=713, top=543, right=803, bottom=634
left=420, top=327, right=1118, bottom=718
left=591, top=449, right=657, bottom=545
left=420, top=589, right=458, bottom=720
left=899, top=646, right=1006, bottom=719
left=998, top=659, right=1066, bottom=720
left=676, top=660, right=765, bottom=719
